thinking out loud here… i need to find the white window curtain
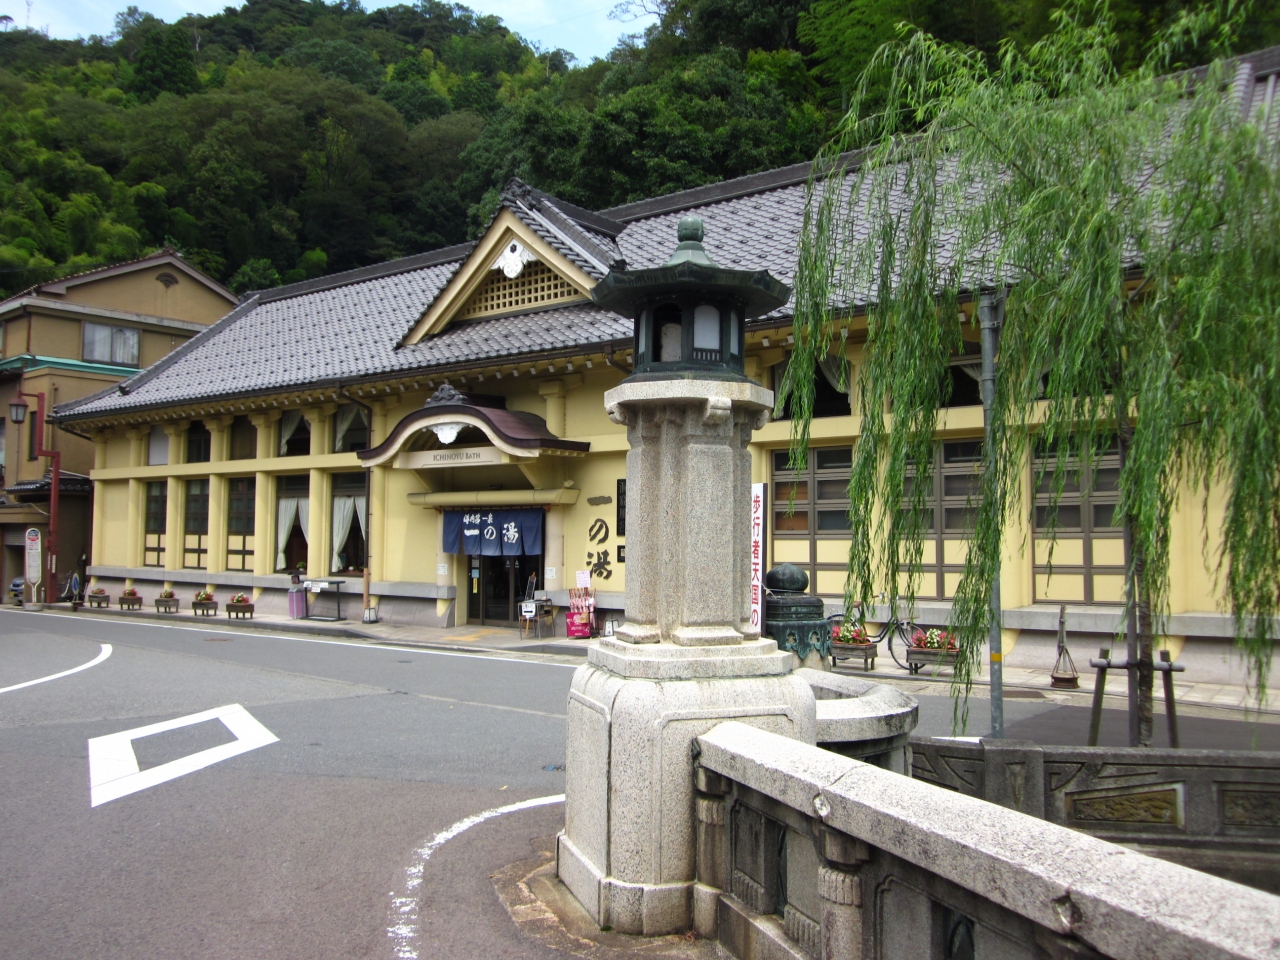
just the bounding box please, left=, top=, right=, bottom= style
left=279, top=410, right=303, bottom=455
left=354, top=494, right=367, bottom=539
left=147, top=425, right=169, bottom=465
left=296, top=497, right=309, bottom=541
left=276, top=498, right=298, bottom=569
left=333, top=405, right=360, bottom=452
left=817, top=355, right=851, bottom=395
left=331, top=496, right=356, bottom=572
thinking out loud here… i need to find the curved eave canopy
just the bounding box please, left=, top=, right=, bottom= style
left=358, top=402, right=590, bottom=467
left=589, top=262, right=791, bottom=319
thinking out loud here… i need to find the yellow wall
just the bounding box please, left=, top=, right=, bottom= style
left=58, top=265, right=234, bottom=323
left=82, top=334, right=1239, bottom=626
left=97, top=481, right=131, bottom=566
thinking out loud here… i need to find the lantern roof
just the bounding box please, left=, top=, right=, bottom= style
left=589, top=217, right=791, bottom=320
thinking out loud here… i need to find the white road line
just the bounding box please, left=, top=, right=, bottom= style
left=388, top=794, right=565, bottom=959
left=87, top=703, right=279, bottom=807
left=0, top=608, right=579, bottom=668
left=0, top=643, right=112, bottom=694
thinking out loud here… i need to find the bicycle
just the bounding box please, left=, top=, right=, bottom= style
left=829, top=592, right=920, bottom=671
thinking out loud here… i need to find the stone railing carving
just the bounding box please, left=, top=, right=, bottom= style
left=694, top=721, right=1280, bottom=960
left=910, top=736, right=1280, bottom=888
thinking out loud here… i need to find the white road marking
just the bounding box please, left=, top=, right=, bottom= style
left=0, top=608, right=578, bottom=668
left=387, top=794, right=565, bottom=959
left=87, top=703, right=279, bottom=807
left=0, top=643, right=112, bottom=694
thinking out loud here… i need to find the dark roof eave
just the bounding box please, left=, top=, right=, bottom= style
left=51, top=336, right=641, bottom=425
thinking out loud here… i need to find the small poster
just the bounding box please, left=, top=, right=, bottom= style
left=749, top=483, right=765, bottom=632
left=575, top=569, right=591, bottom=588
left=24, top=528, right=41, bottom=587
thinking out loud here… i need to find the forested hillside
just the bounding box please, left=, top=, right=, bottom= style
left=1, top=0, right=1275, bottom=298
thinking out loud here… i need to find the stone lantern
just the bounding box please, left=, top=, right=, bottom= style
left=557, top=219, right=819, bottom=936
left=592, top=215, right=790, bottom=383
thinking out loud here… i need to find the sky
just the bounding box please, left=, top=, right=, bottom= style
left=10, top=0, right=659, bottom=63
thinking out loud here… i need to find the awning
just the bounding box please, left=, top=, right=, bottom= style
left=442, top=508, right=543, bottom=556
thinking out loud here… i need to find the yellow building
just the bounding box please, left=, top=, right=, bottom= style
left=51, top=176, right=1242, bottom=662
left=1, top=249, right=238, bottom=598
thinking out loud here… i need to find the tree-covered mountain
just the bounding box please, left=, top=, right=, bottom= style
left=1, top=0, right=1274, bottom=298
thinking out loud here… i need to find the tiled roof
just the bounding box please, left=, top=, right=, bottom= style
left=56, top=42, right=1280, bottom=424
left=501, top=181, right=623, bottom=280
left=56, top=167, right=814, bottom=420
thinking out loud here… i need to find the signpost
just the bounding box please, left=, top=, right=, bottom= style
left=24, top=527, right=41, bottom=603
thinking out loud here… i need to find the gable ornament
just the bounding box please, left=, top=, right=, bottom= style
left=493, top=240, right=537, bottom=279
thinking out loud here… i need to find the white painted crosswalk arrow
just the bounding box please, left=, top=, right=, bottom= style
left=87, top=703, right=279, bottom=807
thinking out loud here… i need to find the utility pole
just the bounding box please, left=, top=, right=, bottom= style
left=978, top=292, right=1005, bottom=737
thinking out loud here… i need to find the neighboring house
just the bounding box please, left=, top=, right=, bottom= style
left=1, top=249, right=238, bottom=600
left=50, top=69, right=1274, bottom=670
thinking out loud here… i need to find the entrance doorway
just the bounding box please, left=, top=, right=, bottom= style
left=467, top=554, right=542, bottom=626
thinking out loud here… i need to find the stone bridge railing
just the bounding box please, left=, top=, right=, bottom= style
left=909, top=736, right=1280, bottom=890
left=692, top=721, right=1280, bottom=960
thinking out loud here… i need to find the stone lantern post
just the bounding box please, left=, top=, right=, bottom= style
left=557, top=218, right=819, bottom=936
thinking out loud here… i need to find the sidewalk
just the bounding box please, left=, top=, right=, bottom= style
left=19, top=602, right=1275, bottom=717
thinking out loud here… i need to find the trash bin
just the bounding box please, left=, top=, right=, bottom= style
left=288, top=586, right=307, bottom=619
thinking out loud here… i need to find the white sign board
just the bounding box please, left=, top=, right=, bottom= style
left=749, top=483, right=765, bottom=633
left=395, top=446, right=508, bottom=469
left=24, top=527, right=41, bottom=587
left=575, top=569, right=591, bottom=588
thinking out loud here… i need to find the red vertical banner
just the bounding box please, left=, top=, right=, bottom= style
left=749, top=482, right=765, bottom=632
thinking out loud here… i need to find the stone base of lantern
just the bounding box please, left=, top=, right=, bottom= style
left=557, top=637, right=817, bottom=936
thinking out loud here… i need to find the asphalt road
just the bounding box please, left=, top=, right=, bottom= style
left=0, top=608, right=578, bottom=960
left=5, top=609, right=1266, bottom=959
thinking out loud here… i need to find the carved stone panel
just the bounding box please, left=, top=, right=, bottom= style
left=1065, top=782, right=1185, bottom=828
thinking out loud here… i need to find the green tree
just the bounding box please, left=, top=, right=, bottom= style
left=229, top=256, right=281, bottom=293
left=128, top=25, right=201, bottom=102
left=787, top=0, right=1280, bottom=734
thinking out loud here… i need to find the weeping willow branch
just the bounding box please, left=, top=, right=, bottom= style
left=783, top=0, right=1280, bottom=729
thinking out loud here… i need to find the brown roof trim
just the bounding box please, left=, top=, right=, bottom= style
left=254, top=242, right=474, bottom=304
left=598, top=150, right=869, bottom=222
left=359, top=398, right=590, bottom=464
left=19, top=248, right=238, bottom=305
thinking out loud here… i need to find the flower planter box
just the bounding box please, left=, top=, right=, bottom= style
left=119, top=595, right=142, bottom=611
left=906, top=646, right=959, bottom=675
left=155, top=598, right=179, bottom=613
left=226, top=602, right=255, bottom=620
left=86, top=594, right=109, bottom=609
left=831, top=640, right=877, bottom=672
left=192, top=600, right=218, bottom=617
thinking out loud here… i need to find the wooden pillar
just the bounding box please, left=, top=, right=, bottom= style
left=368, top=464, right=388, bottom=584
left=249, top=411, right=280, bottom=578
left=307, top=468, right=330, bottom=577
left=90, top=432, right=108, bottom=570
left=205, top=417, right=232, bottom=575
left=165, top=476, right=184, bottom=572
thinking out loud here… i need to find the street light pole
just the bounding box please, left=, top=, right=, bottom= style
left=978, top=293, right=1005, bottom=738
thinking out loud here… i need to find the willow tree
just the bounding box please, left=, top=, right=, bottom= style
left=783, top=0, right=1280, bottom=738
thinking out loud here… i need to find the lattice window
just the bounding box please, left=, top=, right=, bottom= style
left=457, top=261, right=583, bottom=319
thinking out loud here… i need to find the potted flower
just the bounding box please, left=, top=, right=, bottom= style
left=119, top=586, right=142, bottom=610
left=227, top=591, right=255, bottom=619
left=192, top=590, right=217, bottom=616
left=833, top=621, right=872, bottom=646
left=87, top=586, right=109, bottom=608
left=911, top=627, right=958, bottom=651
left=830, top=619, right=878, bottom=671
left=155, top=588, right=179, bottom=613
